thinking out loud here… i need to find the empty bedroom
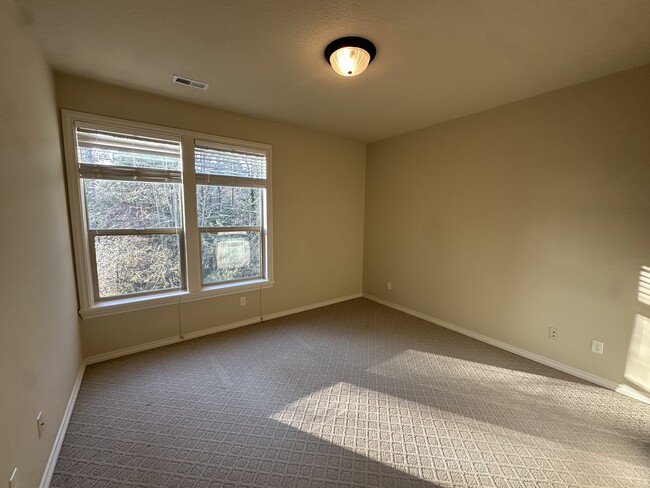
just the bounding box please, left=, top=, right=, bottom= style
left=1, top=1, right=649, bottom=487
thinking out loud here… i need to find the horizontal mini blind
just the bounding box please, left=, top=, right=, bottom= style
left=76, top=128, right=182, bottom=182
left=77, top=129, right=182, bottom=164
left=195, top=141, right=267, bottom=186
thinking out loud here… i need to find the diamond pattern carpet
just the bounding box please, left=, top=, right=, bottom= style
left=51, top=298, right=650, bottom=487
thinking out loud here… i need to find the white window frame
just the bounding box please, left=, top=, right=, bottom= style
left=62, top=110, right=273, bottom=319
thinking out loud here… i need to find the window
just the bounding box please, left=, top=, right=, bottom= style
left=76, top=129, right=184, bottom=300
left=62, top=111, right=273, bottom=318
left=195, top=143, right=268, bottom=286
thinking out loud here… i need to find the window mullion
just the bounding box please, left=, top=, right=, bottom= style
left=79, top=164, right=182, bottom=183
left=198, top=226, right=260, bottom=233
left=89, top=228, right=182, bottom=236
left=181, top=135, right=202, bottom=293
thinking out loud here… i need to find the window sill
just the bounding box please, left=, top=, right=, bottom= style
left=79, top=279, right=274, bottom=319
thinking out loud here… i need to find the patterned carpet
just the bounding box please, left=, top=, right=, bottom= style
left=51, top=298, right=650, bottom=487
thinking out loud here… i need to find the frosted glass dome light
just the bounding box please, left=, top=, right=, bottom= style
left=324, top=37, right=376, bottom=77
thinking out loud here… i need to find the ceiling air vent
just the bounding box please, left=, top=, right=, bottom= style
left=172, top=74, right=209, bottom=90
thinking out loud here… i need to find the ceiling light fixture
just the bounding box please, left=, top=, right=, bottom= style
left=324, top=36, right=376, bottom=77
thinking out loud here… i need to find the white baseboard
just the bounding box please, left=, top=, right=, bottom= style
left=363, top=294, right=650, bottom=405
left=182, top=316, right=262, bottom=340
left=615, top=384, right=650, bottom=404
left=262, top=293, right=363, bottom=321
left=40, top=362, right=86, bottom=488
left=85, top=336, right=182, bottom=365
left=181, top=293, right=363, bottom=339
left=85, top=293, right=363, bottom=365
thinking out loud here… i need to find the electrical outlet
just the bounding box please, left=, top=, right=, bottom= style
left=386, top=282, right=392, bottom=291
left=548, top=327, right=559, bottom=340
left=36, top=412, right=44, bottom=438
left=240, top=297, right=246, bottom=306
left=591, top=340, right=604, bottom=355
left=9, top=467, right=18, bottom=488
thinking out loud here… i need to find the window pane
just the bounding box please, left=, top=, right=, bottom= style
left=95, top=234, right=181, bottom=298
left=201, top=231, right=260, bottom=284
left=77, top=129, right=181, bottom=171
left=84, top=179, right=182, bottom=230
left=197, top=185, right=261, bottom=227
left=195, top=146, right=266, bottom=179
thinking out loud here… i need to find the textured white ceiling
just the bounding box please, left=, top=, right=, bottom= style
left=18, top=0, right=650, bottom=142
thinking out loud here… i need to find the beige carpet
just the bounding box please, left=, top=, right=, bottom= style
left=51, top=298, right=650, bottom=487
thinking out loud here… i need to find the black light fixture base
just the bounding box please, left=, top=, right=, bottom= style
left=324, top=36, right=377, bottom=65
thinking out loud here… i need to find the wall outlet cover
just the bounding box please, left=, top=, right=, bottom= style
left=591, top=340, right=604, bottom=354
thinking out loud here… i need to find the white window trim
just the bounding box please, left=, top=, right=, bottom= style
left=61, top=110, right=274, bottom=319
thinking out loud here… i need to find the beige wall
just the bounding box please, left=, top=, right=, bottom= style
left=364, top=65, right=650, bottom=388
left=0, top=2, right=83, bottom=487
left=53, top=73, right=366, bottom=357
